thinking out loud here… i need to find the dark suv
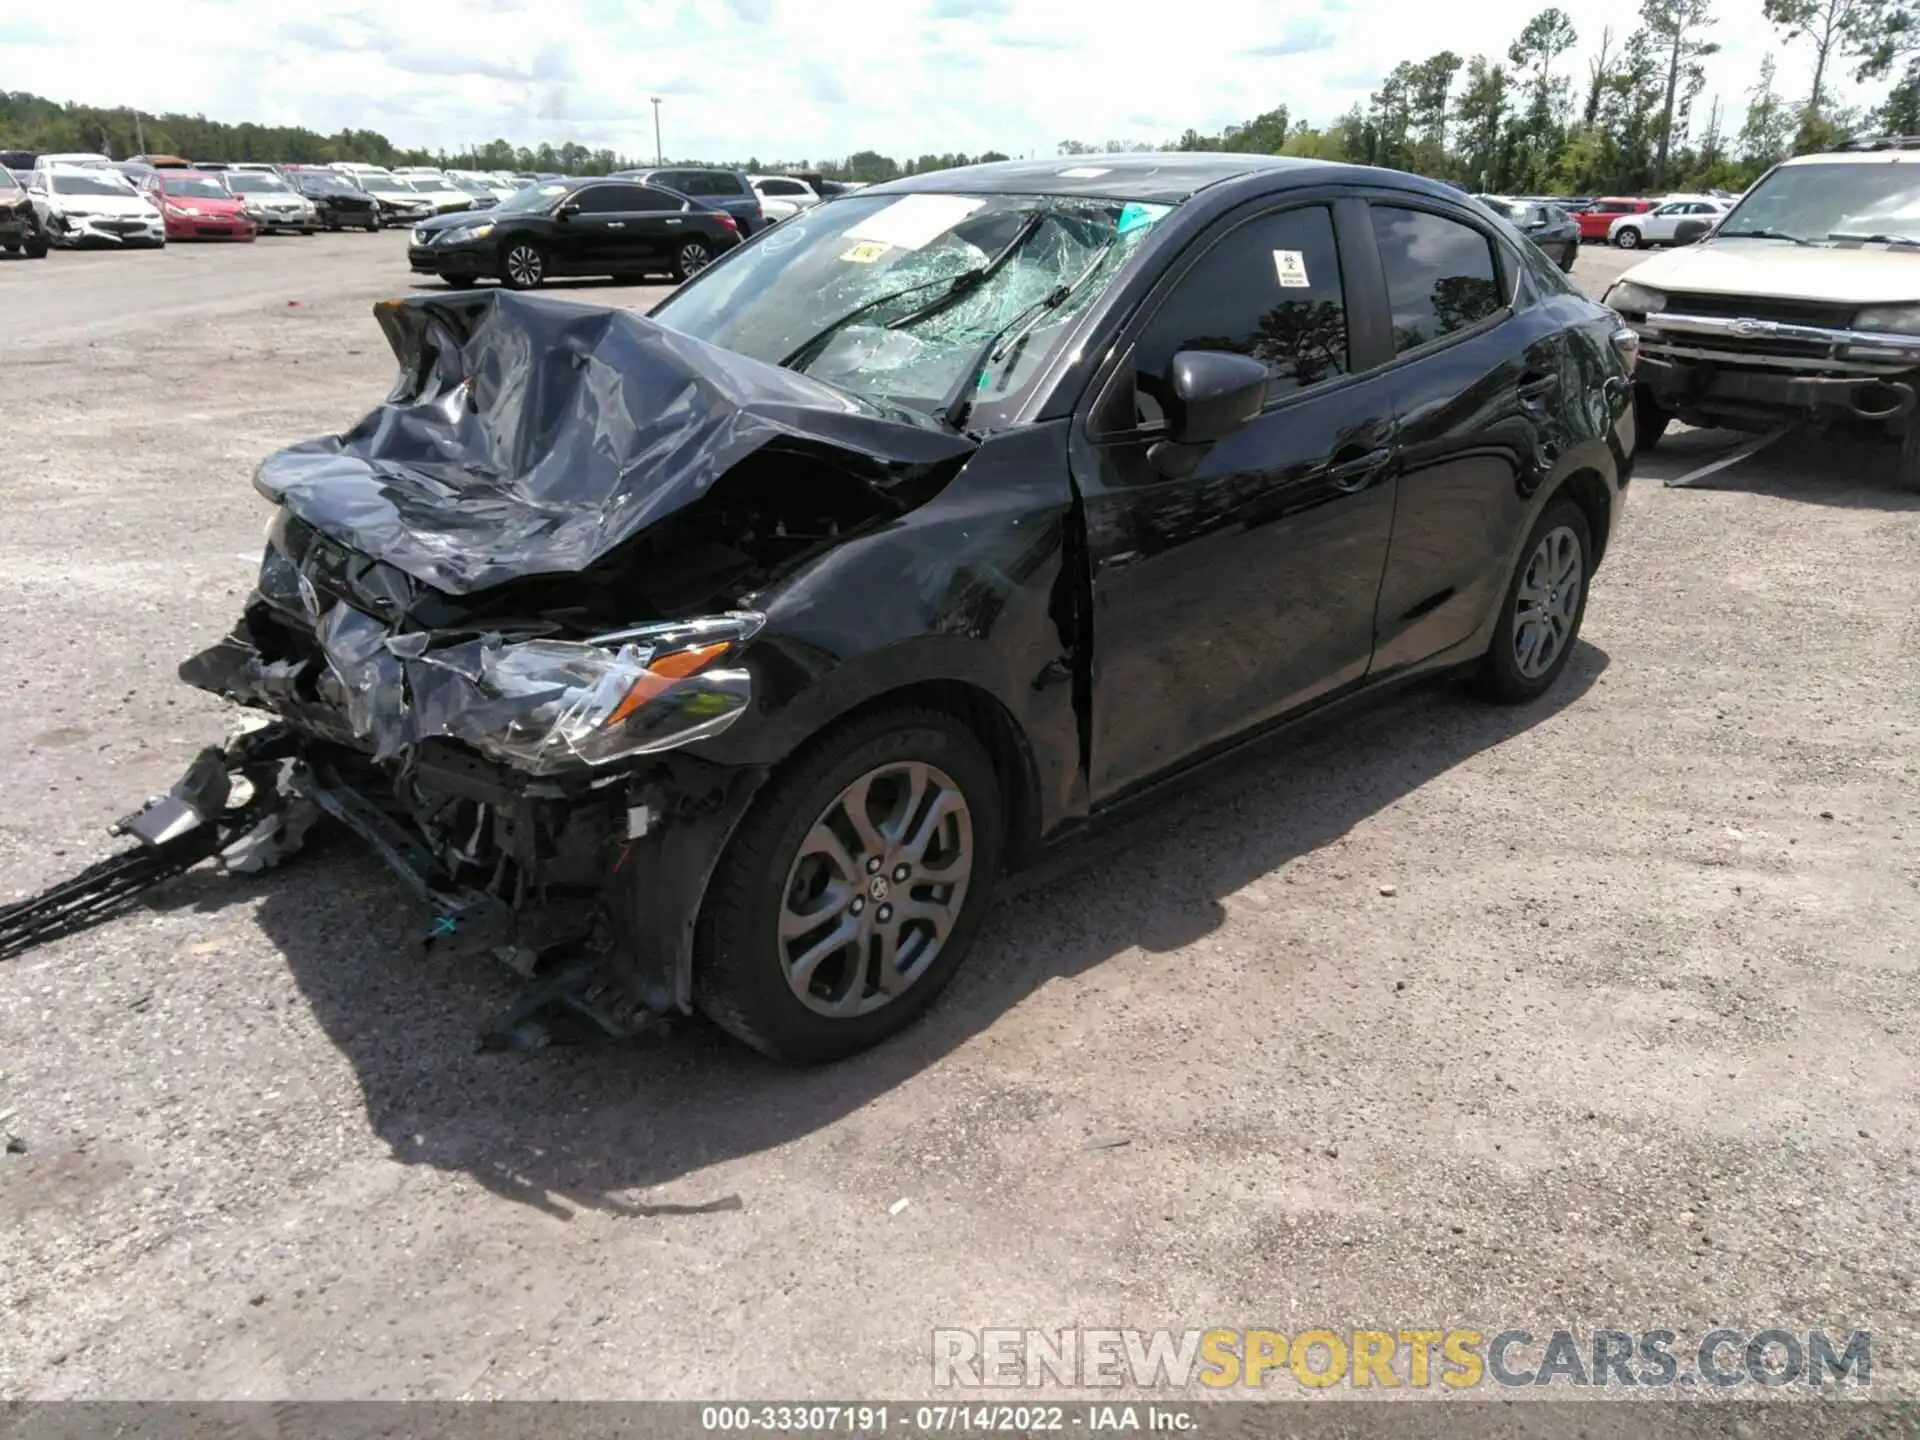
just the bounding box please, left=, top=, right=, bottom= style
left=617, top=167, right=765, bottom=234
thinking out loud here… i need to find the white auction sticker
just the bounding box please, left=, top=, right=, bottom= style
left=1273, top=249, right=1311, bottom=287
left=843, top=194, right=986, bottom=251
left=1057, top=165, right=1112, bottom=178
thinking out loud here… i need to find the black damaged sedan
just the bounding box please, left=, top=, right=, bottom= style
left=177, top=154, right=1636, bottom=1060
left=408, top=175, right=741, bottom=289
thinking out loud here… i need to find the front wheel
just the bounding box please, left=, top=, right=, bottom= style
left=1614, top=227, right=1642, bottom=250
left=443, top=275, right=477, bottom=289
left=499, top=240, right=546, bottom=289
left=1475, top=501, right=1593, bottom=705
left=674, top=237, right=714, bottom=281
left=693, top=709, right=1004, bottom=1061
left=364, top=218, right=379, bottom=233
left=25, top=234, right=49, bottom=258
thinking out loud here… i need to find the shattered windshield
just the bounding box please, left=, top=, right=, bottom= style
left=651, top=190, right=1176, bottom=417
left=1721, top=162, right=1920, bottom=243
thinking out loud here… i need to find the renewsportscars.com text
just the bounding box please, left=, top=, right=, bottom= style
left=931, top=1327, right=1871, bottom=1390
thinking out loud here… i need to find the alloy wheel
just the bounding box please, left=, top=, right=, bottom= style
left=505, top=244, right=544, bottom=287
left=1512, top=524, right=1583, bottom=679
left=778, top=760, right=973, bottom=1018
left=679, top=240, right=712, bottom=277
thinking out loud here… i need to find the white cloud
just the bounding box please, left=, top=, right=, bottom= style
left=0, top=0, right=1890, bottom=164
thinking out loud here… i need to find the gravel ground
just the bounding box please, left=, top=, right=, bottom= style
left=0, top=235, right=1916, bottom=1404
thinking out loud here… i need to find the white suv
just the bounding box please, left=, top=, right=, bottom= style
left=1604, top=139, right=1920, bottom=487
left=1608, top=197, right=1729, bottom=250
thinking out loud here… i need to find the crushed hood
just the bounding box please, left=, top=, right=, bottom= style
left=1620, top=237, right=1920, bottom=305
left=252, top=291, right=977, bottom=595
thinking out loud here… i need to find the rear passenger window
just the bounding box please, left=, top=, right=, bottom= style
left=1370, top=206, right=1504, bottom=353
left=704, top=172, right=747, bottom=196
left=1133, top=204, right=1348, bottom=410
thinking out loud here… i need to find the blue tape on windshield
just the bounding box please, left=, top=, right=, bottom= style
left=1118, top=202, right=1171, bottom=235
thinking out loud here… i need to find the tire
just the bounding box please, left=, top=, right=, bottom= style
left=1633, top=384, right=1671, bottom=452
left=1614, top=226, right=1641, bottom=250
left=443, top=275, right=477, bottom=289
left=25, top=234, right=49, bottom=258
left=693, top=708, right=1005, bottom=1062
left=674, top=236, right=714, bottom=281
left=1896, top=423, right=1920, bottom=494
left=0, top=242, right=16, bottom=255
left=499, top=240, right=546, bottom=289
left=364, top=218, right=379, bottom=233
left=1558, top=246, right=1577, bottom=273
left=1476, top=500, right=1593, bottom=705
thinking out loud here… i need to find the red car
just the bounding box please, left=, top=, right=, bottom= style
left=1572, top=197, right=1652, bottom=242
left=148, top=171, right=256, bottom=241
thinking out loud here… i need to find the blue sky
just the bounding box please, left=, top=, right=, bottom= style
left=0, top=0, right=1870, bottom=163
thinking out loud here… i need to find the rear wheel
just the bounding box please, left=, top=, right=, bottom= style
left=1895, top=423, right=1920, bottom=494
left=1614, top=226, right=1642, bottom=250
left=0, top=242, right=16, bottom=255
left=500, top=240, right=546, bottom=289
left=694, top=708, right=1004, bottom=1061
left=443, top=275, right=477, bottom=289
left=1633, top=384, right=1671, bottom=452
left=674, top=237, right=714, bottom=281
left=1476, top=501, right=1592, bottom=704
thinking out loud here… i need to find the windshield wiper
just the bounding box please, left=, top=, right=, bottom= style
left=935, top=235, right=1122, bottom=433
left=1829, top=230, right=1920, bottom=247
left=777, top=207, right=1054, bottom=375
left=777, top=270, right=978, bottom=372
left=1718, top=227, right=1817, bottom=246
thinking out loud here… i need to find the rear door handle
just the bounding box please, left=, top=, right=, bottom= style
left=606, top=222, right=625, bottom=228
left=1325, top=446, right=1394, bottom=492
left=666, top=218, right=684, bottom=225
left=1517, top=371, right=1560, bottom=404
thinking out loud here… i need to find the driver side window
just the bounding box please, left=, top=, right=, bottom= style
left=1131, top=204, right=1349, bottom=426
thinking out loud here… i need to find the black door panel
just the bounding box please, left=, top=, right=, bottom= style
left=1075, top=201, right=1398, bottom=803
left=1365, top=203, right=1563, bottom=675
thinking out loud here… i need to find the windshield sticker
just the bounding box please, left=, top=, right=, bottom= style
left=840, top=240, right=892, bottom=264
left=844, top=194, right=986, bottom=251
left=1118, top=201, right=1170, bottom=235
left=1273, top=249, right=1311, bottom=288
left=1057, top=166, right=1112, bottom=178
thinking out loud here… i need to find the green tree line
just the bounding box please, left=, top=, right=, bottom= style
left=6, top=0, right=1917, bottom=192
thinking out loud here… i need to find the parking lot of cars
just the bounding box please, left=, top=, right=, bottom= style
left=2, top=193, right=1917, bottom=1404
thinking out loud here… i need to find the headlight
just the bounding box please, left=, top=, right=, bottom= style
left=444, top=222, right=492, bottom=243
left=1604, top=281, right=1667, bottom=316
left=317, top=608, right=765, bottom=772
left=1852, top=303, right=1920, bottom=334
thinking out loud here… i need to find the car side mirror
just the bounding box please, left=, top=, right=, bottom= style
left=555, top=202, right=580, bottom=220
left=1673, top=218, right=1711, bottom=245
left=1145, top=351, right=1268, bottom=479
left=1167, top=350, right=1268, bottom=445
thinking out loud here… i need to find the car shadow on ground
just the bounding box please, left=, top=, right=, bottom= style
left=1640, top=425, right=1920, bottom=509
left=245, top=642, right=1609, bottom=1219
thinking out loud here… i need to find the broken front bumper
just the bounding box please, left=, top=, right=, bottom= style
left=178, top=594, right=770, bottom=1018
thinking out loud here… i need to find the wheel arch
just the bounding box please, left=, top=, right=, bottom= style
left=1554, top=465, right=1615, bottom=571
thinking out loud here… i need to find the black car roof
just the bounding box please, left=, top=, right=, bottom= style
left=863, top=152, right=1374, bottom=205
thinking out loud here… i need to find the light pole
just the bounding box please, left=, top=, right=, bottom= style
left=651, top=97, right=663, bottom=165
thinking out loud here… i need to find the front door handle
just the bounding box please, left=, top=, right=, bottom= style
left=666, top=218, right=684, bottom=225
left=1325, top=446, right=1394, bottom=492
left=606, top=221, right=625, bottom=228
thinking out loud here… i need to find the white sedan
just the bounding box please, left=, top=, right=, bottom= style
left=27, top=166, right=165, bottom=247
left=750, top=175, right=822, bottom=223
left=1609, top=199, right=1729, bottom=250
